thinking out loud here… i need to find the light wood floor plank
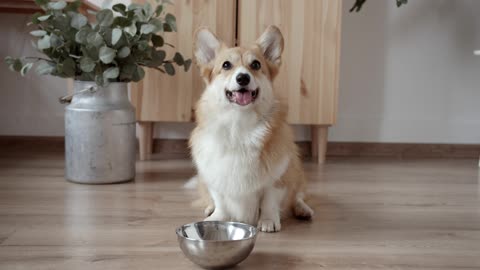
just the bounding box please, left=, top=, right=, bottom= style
left=0, top=152, right=479, bottom=269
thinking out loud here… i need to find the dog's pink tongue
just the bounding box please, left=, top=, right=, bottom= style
left=233, top=91, right=253, bottom=106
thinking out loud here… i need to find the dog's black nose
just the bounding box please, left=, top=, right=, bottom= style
left=236, top=73, right=250, bottom=86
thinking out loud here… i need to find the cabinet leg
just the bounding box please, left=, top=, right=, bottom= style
left=311, top=125, right=329, bottom=164
left=138, top=121, right=154, bottom=161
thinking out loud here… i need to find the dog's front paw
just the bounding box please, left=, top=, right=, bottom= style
left=204, top=210, right=228, bottom=222
left=204, top=205, right=215, bottom=217
left=258, top=219, right=281, bottom=233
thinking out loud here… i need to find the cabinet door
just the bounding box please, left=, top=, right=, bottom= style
left=238, top=0, right=342, bottom=125
left=130, top=0, right=236, bottom=122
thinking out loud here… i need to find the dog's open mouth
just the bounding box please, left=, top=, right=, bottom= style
left=225, top=88, right=259, bottom=106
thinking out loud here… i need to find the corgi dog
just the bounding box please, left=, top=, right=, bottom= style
left=189, top=25, right=313, bottom=232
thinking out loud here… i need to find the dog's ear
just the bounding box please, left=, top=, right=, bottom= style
left=194, top=28, right=221, bottom=66
left=256, top=25, right=284, bottom=66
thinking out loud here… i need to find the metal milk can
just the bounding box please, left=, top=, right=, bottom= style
left=63, top=81, right=136, bottom=184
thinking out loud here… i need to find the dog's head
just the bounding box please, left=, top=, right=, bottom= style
left=194, top=26, right=284, bottom=109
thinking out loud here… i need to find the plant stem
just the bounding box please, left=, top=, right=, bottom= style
left=140, top=64, right=165, bottom=73
left=23, top=57, right=54, bottom=63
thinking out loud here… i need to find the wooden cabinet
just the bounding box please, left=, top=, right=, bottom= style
left=237, top=0, right=342, bottom=163
left=131, top=0, right=342, bottom=163
left=130, top=0, right=237, bottom=160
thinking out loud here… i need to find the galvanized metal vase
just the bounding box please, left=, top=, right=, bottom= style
left=65, top=81, right=136, bottom=184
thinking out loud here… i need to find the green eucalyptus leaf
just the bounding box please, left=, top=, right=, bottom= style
left=20, top=63, right=34, bottom=76
left=75, top=27, right=91, bottom=44
left=165, top=13, right=177, bottom=31
left=124, top=23, right=137, bottom=37
left=31, top=12, right=42, bottom=24
left=133, top=8, right=149, bottom=22
left=126, top=9, right=135, bottom=18
left=13, top=60, right=23, bottom=72
left=87, top=32, right=104, bottom=47
left=112, top=3, right=127, bottom=15
left=81, top=46, right=99, bottom=61
left=70, top=13, right=87, bottom=29
left=162, top=0, right=174, bottom=5
left=140, top=24, right=156, bottom=34
left=112, top=16, right=131, bottom=27
left=113, top=34, right=127, bottom=49
left=65, top=0, right=82, bottom=12
left=103, top=67, right=119, bottom=79
left=77, top=72, right=95, bottom=81
left=61, top=57, right=76, bottom=77
left=80, top=57, right=96, bottom=72
left=155, top=5, right=163, bottom=16
left=137, top=40, right=149, bottom=51
left=152, top=50, right=166, bottom=64
left=52, top=15, right=69, bottom=32
left=173, top=52, right=184, bottom=65
left=143, top=3, right=153, bottom=18
left=50, top=33, right=62, bottom=48
left=149, top=18, right=163, bottom=30
left=119, top=64, right=136, bottom=80
left=96, top=9, right=114, bottom=27
left=38, top=14, right=51, bottom=21
left=95, top=74, right=105, bottom=86
left=64, top=28, right=77, bottom=42
left=99, top=46, right=116, bottom=64
left=4, top=56, right=14, bottom=65
left=112, top=28, right=122, bottom=45
left=30, top=30, right=47, bottom=37
left=164, top=62, right=175, bottom=75
left=48, top=1, right=67, bottom=10
left=132, top=65, right=145, bottom=81
left=102, top=28, right=113, bottom=45
left=36, top=61, right=55, bottom=75
left=183, top=59, right=192, bottom=71
left=163, top=23, right=172, bottom=32
left=37, top=35, right=51, bottom=50
left=8, top=58, right=23, bottom=72
left=34, top=0, right=49, bottom=6
left=128, top=3, right=143, bottom=11
left=30, top=40, right=37, bottom=49
left=151, top=34, right=164, bottom=47
left=118, top=47, right=131, bottom=58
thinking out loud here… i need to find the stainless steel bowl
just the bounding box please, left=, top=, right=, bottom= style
left=176, top=221, right=257, bottom=269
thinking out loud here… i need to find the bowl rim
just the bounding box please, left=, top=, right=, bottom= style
left=176, top=221, right=258, bottom=243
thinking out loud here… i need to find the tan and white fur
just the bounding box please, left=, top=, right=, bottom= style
left=189, top=26, right=313, bottom=232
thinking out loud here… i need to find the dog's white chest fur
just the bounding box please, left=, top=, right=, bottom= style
left=193, top=110, right=270, bottom=195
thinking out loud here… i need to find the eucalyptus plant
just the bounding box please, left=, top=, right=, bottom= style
left=350, top=0, right=408, bottom=12
left=5, top=0, right=191, bottom=86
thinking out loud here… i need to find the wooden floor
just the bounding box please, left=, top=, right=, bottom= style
left=0, top=150, right=479, bottom=269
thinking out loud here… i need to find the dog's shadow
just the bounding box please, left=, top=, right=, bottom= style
left=234, top=195, right=378, bottom=269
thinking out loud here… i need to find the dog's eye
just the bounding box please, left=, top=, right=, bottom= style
left=250, top=60, right=261, bottom=70
left=222, top=61, right=232, bottom=70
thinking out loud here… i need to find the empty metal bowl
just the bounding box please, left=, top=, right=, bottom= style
left=176, top=221, right=257, bottom=269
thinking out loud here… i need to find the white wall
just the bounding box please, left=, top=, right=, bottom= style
left=331, top=0, right=480, bottom=143
left=1, top=0, right=479, bottom=144
left=0, top=14, right=66, bottom=136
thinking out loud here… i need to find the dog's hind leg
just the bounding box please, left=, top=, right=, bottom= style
left=293, top=192, right=314, bottom=220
